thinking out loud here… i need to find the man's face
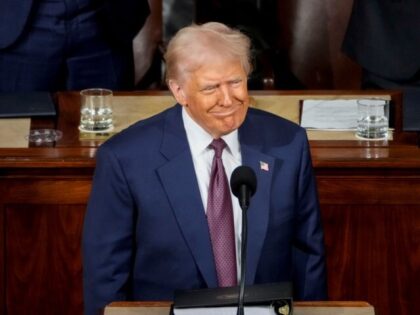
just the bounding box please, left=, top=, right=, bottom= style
left=170, top=58, right=249, bottom=139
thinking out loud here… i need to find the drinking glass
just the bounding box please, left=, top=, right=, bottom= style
left=79, top=88, right=113, bottom=132
left=356, top=99, right=389, bottom=140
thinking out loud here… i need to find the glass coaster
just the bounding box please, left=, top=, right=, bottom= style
left=26, top=129, right=63, bottom=144
left=355, top=133, right=388, bottom=141
left=78, top=125, right=114, bottom=133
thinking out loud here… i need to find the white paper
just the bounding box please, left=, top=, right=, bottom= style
left=173, top=305, right=276, bottom=315
left=300, top=100, right=360, bottom=130
left=0, top=118, right=30, bottom=148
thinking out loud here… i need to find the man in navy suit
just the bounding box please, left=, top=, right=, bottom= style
left=0, top=0, right=149, bottom=91
left=82, top=22, right=327, bottom=315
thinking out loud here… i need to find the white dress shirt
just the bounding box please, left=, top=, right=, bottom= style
left=182, top=107, right=243, bottom=278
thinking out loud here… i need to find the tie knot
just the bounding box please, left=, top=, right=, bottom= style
left=210, top=138, right=226, bottom=158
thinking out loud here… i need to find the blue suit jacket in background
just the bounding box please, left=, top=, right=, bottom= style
left=342, top=0, right=420, bottom=81
left=0, top=0, right=32, bottom=49
left=82, top=105, right=327, bottom=315
left=0, top=0, right=149, bottom=49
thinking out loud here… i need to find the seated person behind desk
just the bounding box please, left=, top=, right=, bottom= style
left=82, top=22, right=327, bottom=315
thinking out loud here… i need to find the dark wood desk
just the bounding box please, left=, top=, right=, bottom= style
left=0, top=91, right=418, bottom=315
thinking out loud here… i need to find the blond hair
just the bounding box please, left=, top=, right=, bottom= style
left=164, top=22, right=252, bottom=83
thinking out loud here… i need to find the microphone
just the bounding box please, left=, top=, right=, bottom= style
left=230, top=166, right=257, bottom=210
left=230, top=166, right=257, bottom=315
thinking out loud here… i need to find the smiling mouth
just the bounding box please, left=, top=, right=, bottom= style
left=210, top=104, right=242, bottom=117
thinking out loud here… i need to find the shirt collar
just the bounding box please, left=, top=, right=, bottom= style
left=182, top=106, right=240, bottom=159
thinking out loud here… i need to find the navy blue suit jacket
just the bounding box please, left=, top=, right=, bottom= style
left=342, top=0, right=420, bottom=80
left=0, top=0, right=32, bottom=49
left=82, top=105, right=327, bottom=315
left=0, top=0, right=149, bottom=49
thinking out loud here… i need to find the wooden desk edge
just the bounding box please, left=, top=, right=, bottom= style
left=107, top=301, right=372, bottom=308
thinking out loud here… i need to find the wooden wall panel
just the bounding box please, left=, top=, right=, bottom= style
left=0, top=189, right=4, bottom=315
left=322, top=205, right=419, bottom=315
left=0, top=173, right=92, bottom=315
left=5, top=204, right=85, bottom=315
left=3, top=179, right=91, bottom=204
left=317, top=177, right=420, bottom=205
left=316, top=167, right=420, bottom=315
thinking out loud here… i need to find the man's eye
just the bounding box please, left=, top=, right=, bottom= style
left=201, top=86, right=217, bottom=93
left=230, top=79, right=242, bottom=86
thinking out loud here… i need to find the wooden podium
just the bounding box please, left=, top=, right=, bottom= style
left=104, top=301, right=375, bottom=315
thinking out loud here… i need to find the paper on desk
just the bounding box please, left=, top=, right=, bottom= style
left=0, top=118, right=30, bottom=148
left=173, top=305, right=275, bottom=315
left=300, top=100, right=359, bottom=130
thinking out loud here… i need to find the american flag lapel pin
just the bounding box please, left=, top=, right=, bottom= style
left=260, top=161, right=269, bottom=171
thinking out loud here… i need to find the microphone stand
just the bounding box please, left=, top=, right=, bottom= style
left=237, top=187, right=249, bottom=315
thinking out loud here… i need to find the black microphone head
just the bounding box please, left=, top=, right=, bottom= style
left=230, top=166, right=257, bottom=198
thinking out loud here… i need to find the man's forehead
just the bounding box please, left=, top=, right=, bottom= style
left=193, top=62, right=246, bottom=81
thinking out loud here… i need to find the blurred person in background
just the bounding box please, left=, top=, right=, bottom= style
left=342, top=0, right=420, bottom=90
left=0, top=0, right=149, bottom=91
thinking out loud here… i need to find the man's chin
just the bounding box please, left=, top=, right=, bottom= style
left=220, top=121, right=242, bottom=135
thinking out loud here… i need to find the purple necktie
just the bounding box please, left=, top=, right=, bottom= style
left=207, top=138, right=237, bottom=287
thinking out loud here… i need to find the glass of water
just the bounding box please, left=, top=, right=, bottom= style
left=356, top=99, right=389, bottom=140
left=79, top=88, right=113, bottom=132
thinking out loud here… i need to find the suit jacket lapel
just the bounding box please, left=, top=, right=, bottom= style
left=239, top=114, right=276, bottom=284
left=240, top=145, right=275, bottom=284
left=157, top=105, right=218, bottom=287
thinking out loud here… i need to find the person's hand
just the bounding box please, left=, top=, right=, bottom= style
left=132, top=0, right=162, bottom=85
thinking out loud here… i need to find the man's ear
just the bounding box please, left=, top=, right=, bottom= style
left=168, top=79, right=187, bottom=106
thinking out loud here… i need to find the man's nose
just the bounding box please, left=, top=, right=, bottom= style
left=220, top=85, right=233, bottom=106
